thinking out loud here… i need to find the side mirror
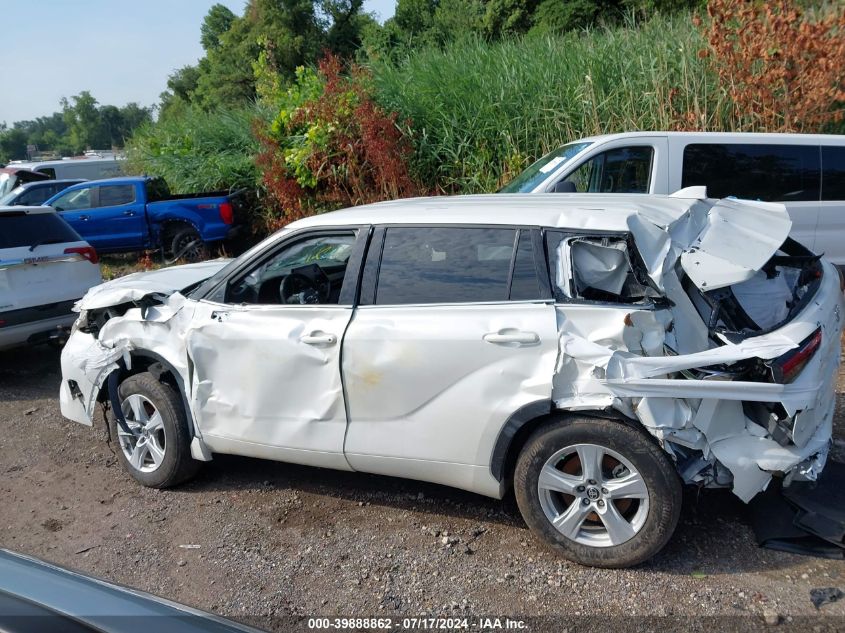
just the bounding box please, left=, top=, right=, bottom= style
left=551, top=180, right=577, bottom=193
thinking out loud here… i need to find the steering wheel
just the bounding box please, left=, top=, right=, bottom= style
left=280, top=272, right=330, bottom=304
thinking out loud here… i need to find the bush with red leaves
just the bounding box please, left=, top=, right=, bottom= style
left=255, top=54, right=424, bottom=229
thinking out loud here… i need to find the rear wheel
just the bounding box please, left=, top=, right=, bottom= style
left=514, top=416, right=681, bottom=568
left=109, top=372, right=199, bottom=488
left=169, top=226, right=207, bottom=262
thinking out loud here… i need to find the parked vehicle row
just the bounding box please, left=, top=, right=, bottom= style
left=501, top=132, right=845, bottom=265
left=58, top=192, right=844, bottom=568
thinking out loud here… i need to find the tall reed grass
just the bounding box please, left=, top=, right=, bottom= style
left=368, top=14, right=732, bottom=193
left=125, top=106, right=265, bottom=194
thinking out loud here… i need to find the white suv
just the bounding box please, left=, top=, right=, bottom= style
left=58, top=194, right=842, bottom=567
left=0, top=206, right=101, bottom=350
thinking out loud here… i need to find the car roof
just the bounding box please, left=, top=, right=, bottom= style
left=18, top=179, right=85, bottom=188
left=570, top=130, right=845, bottom=144
left=287, top=193, right=701, bottom=232
left=60, top=176, right=146, bottom=186
left=0, top=205, right=57, bottom=215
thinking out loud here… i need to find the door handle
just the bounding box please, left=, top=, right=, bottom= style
left=483, top=330, right=539, bottom=345
left=123, top=210, right=136, bottom=216
left=79, top=215, right=90, bottom=221
left=300, top=332, right=337, bottom=346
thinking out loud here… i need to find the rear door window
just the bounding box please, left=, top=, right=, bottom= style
left=682, top=143, right=820, bottom=201
left=822, top=146, right=845, bottom=201
left=372, top=227, right=540, bottom=305
left=562, top=146, right=654, bottom=193
left=0, top=212, right=80, bottom=248
left=96, top=185, right=136, bottom=207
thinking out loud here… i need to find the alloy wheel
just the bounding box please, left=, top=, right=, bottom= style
left=537, top=442, right=650, bottom=547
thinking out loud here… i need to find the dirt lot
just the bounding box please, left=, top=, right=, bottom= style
left=1, top=345, right=844, bottom=632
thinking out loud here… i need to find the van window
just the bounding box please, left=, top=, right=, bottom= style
left=35, top=167, right=56, bottom=178
left=374, top=227, right=517, bottom=305
left=562, top=146, right=653, bottom=193
left=682, top=144, right=820, bottom=202
left=822, top=146, right=845, bottom=201
left=97, top=185, right=135, bottom=207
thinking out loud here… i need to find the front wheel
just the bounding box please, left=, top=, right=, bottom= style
left=514, top=416, right=681, bottom=568
left=109, top=372, right=200, bottom=488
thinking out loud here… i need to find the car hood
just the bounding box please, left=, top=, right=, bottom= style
left=77, top=259, right=231, bottom=310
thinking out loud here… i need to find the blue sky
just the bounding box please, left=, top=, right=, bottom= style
left=0, top=0, right=396, bottom=124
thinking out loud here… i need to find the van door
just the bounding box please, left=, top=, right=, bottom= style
left=547, top=136, right=669, bottom=194
left=815, top=145, right=845, bottom=265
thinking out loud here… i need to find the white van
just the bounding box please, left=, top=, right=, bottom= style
left=12, top=157, right=123, bottom=182
left=501, top=132, right=845, bottom=264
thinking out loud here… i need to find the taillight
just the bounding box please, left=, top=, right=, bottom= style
left=767, top=328, right=822, bottom=384
left=219, top=201, right=234, bottom=225
left=64, top=246, right=99, bottom=265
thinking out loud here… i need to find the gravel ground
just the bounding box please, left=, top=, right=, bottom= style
left=1, top=345, right=843, bottom=632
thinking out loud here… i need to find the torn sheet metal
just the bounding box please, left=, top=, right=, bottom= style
left=552, top=196, right=843, bottom=502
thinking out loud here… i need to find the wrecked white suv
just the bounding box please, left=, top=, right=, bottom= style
left=59, top=193, right=843, bottom=568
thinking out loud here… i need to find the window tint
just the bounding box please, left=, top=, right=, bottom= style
left=682, top=144, right=820, bottom=201
left=563, top=146, right=653, bottom=193
left=375, top=227, right=516, bottom=305
left=227, top=232, right=356, bottom=305
left=49, top=187, right=92, bottom=211
left=97, top=185, right=135, bottom=207
left=0, top=212, right=80, bottom=248
left=822, top=146, right=845, bottom=201
left=36, top=168, right=56, bottom=179
left=16, top=186, right=53, bottom=206
left=546, top=232, right=657, bottom=304
left=509, top=230, right=540, bottom=300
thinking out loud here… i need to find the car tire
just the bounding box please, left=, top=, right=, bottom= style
left=109, top=372, right=200, bottom=488
left=514, top=416, right=681, bottom=568
left=169, top=227, right=207, bottom=263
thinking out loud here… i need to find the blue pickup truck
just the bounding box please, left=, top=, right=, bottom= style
left=43, top=176, right=242, bottom=260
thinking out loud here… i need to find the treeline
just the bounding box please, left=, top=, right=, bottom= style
left=0, top=92, right=151, bottom=163
left=156, top=0, right=702, bottom=114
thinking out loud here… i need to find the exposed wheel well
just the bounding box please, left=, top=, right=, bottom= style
left=95, top=352, right=194, bottom=435
left=495, top=407, right=654, bottom=488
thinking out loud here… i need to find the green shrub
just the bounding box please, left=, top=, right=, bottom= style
left=368, top=13, right=727, bottom=192
left=125, top=106, right=264, bottom=194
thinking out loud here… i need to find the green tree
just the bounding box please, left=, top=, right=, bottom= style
left=61, top=91, right=106, bottom=152
left=201, top=3, right=237, bottom=50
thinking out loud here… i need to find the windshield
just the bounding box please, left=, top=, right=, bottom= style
left=0, top=185, right=25, bottom=205
left=499, top=142, right=592, bottom=193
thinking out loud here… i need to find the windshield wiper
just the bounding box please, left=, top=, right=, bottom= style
left=28, top=238, right=65, bottom=252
